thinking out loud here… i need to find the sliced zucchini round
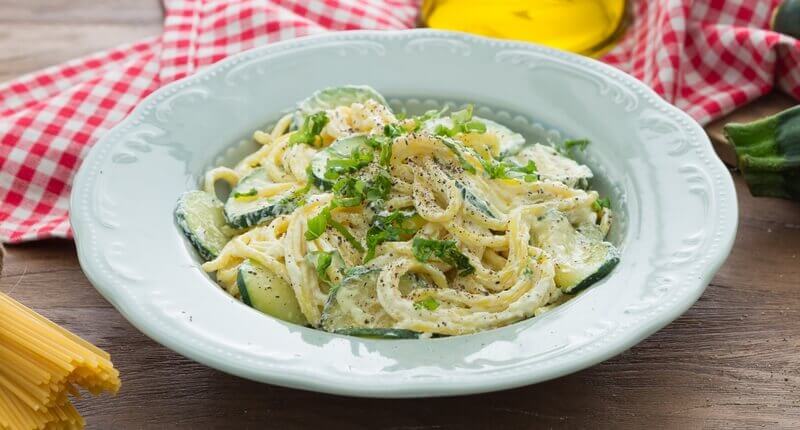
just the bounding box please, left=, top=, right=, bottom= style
left=237, top=259, right=308, bottom=325
left=296, top=85, right=389, bottom=128
left=224, top=168, right=299, bottom=228
left=174, top=191, right=231, bottom=261
left=333, top=328, right=420, bottom=339
left=423, top=116, right=526, bottom=158
left=309, top=134, right=372, bottom=190
left=510, top=144, right=593, bottom=188
left=530, top=209, right=619, bottom=294
left=320, top=266, right=396, bottom=332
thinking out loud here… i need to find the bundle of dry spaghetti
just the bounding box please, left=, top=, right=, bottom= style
left=0, top=292, right=120, bottom=429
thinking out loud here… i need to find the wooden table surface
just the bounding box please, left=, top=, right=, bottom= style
left=2, top=1, right=800, bottom=428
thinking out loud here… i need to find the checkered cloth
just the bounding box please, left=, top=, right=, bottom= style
left=1, top=0, right=798, bottom=243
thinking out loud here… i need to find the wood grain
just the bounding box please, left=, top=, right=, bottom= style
left=0, top=0, right=161, bottom=83
left=1, top=1, right=800, bottom=428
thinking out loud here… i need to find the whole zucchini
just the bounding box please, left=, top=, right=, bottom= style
left=724, top=105, right=800, bottom=200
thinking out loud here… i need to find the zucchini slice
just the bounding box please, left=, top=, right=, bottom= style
left=296, top=85, right=389, bottom=127
left=423, top=116, right=526, bottom=158
left=320, top=266, right=395, bottom=332
left=309, top=134, right=373, bottom=190
left=333, top=328, right=420, bottom=339
left=510, top=143, right=593, bottom=188
left=455, top=181, right=497, bottom=219
left=237, top=259, right=308, bottom=325
left=224, top=168, right=299, bottom=228
left=530, top=209, right=618, bottom=294
left=174, top=191, right=231, bottom=261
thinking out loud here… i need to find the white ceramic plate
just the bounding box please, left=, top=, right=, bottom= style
left=71, top=30, right=737, bottom=398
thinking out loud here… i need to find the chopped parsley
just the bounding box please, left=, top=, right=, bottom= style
left=410, top=107, right=448, bottom=131
left=305, top=206, right=331, bottom=241
left=366, top=135, right=393, bottom=167
left=592, top=197, right=611, bottom=211
left=330, top=172, right=392, bottom=209
left=439, top=137, right=477, bottom=174
left=304, top=204, right=364, bottom=251
left=363, top=210, right=420, bottom=262
left=289, top=112, right=328, bottom=147
left=411, top=237, right=475, bottom=276
left=482, top=159, right=538, bottom=182
left=383, top=123, right=405, bottom=139
left=414, top=297, right=440, bottom=311
left=306, top=250, right=334, bottom=286
left=324, top=146, right=374, bottom=180
left=434, top=104, right=486, bottom=137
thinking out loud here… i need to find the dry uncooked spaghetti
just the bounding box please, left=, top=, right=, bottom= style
left=0, top=292, right=120, bottom=429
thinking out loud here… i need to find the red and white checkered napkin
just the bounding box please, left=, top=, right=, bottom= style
left=1, top=0, right=798, bottom=243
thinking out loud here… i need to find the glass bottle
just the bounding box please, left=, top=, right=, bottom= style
left=420, top=0, right=629, bottom=57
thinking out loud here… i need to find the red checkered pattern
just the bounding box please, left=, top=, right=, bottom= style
left=1, top=0, right=798, bottom=243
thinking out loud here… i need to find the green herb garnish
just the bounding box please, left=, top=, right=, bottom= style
left=306, top=250, right=334, bottom=286
left=324, top=146, right=374, bottom=179
left=434, top=104, right=486, bottom=137
left=363, top=210, right=420, bottom=262
left=481, top=159, right=538, bottom=182
left=411, top=237, right=474, bottom=276
left=383, top=123, right=405, bottom=138
left=289, top=112, right=329, bottom=147
left=305, top=206, right=331, bottom=241
left=330, top=172, right=392, bottom=209
left=592, top=197, right=611, bottom=211
left=410, top=107, right=448, bottom=131
left=304, top=204, right=364, bottom=251
left=414, top=297, right=440, bottom=311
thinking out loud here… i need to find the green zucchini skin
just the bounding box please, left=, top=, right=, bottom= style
left=237, top=259, right=308, bottom=325
left=772, top=0, right=800, bottom=40
left=309, top=134, right=372, bottom=190
left=295, top=85, right=389, bottom=128
left=724, top=105, right=800, bottom=200
left=174, top=191, right=231, bottom=261
left=563, top=254, right=620, bottom=295
left=225, top=199, right=298, bottom=229
left=333, top=328, right=421, bottom=339
left=223, top=168, right=299, bottom=228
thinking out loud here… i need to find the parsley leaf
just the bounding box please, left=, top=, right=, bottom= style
left=330, top=172, right=392, bottom=209
left=592, top=197, right=611, bottom=211
left=363, top=210, right=420, bottom=262
left=329, top=218, right=364, bottom=252
left=289, top=112, right=329, bottom=147
left=481, top=158, right=538, bottom=182
left=410, top=107, right=448, bottom=131
left=434, top=104, right=486, bottom=137
left=383, top=123, right=405, bottom=138
left=306, top=250, right=334, bottom=286
left=414, top=297, right=440, bottom=311
left=304, top=204, right=364, bottom=251
left=324, top=146, right=373, bottom=180
left=411, top=237, right=475, bottom=276
left=305, top=206, right=331, bottom=241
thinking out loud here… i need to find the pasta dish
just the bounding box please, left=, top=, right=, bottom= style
left=174, top=85, right=619, bottom=339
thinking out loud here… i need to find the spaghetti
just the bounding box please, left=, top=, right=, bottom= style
left=176, top=85, right=619, bottom=339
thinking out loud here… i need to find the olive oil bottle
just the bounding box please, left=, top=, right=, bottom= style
left=420, top=0, right=629, bottom=57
